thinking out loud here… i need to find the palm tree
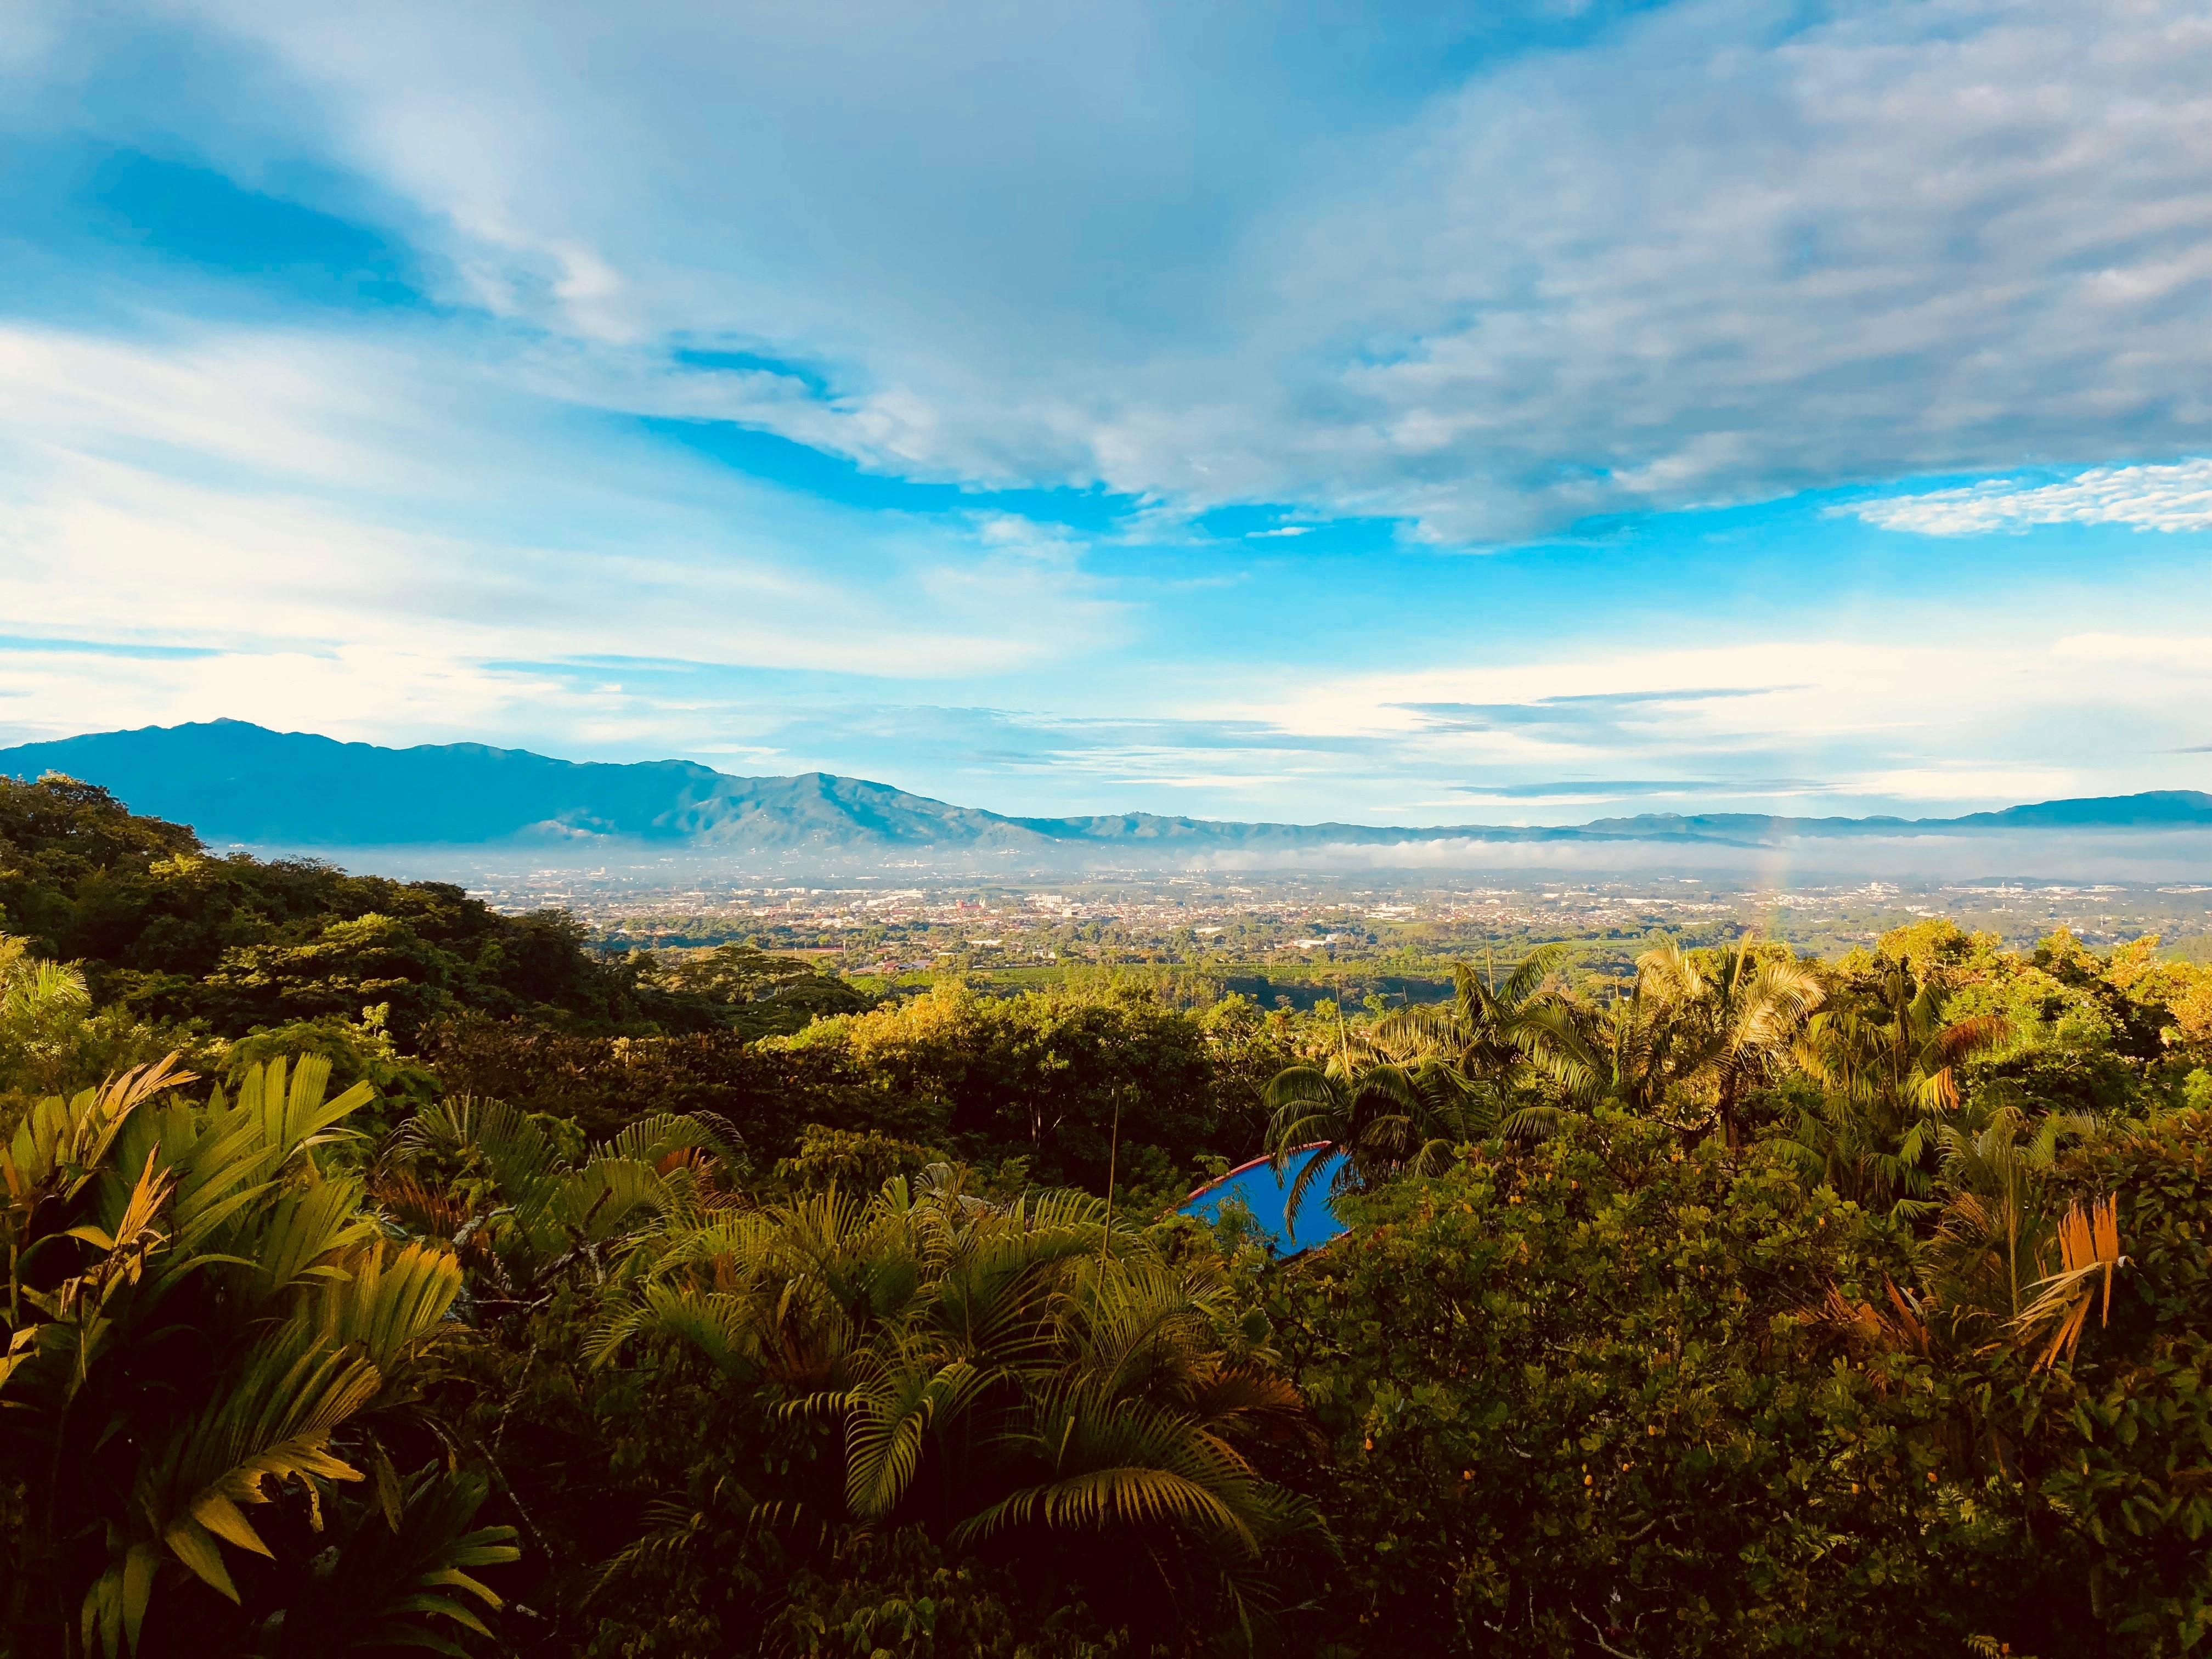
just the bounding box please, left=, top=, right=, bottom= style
left=1512, top=984, right=1683, bottom=1128
left=1923, top=1107, right=2064, bottom=1332
left=1922, top=1104, right=2113, bottom=1345
left=1505, top=934, right=1819, bottom=1146
left=590, top=1167, right=1320, bottom=1644
left=1259, top=949, right=1576, bottom=1223
left=1782, top=958, right=2012, bottom=1207
left=1638, top=934, right=1825, bottom=1148
left=0, top=934, right=94, bottom=1098
left=1375, top=944, right=1569, bottom=1086
left=950, top=1251, right=1322, bottom=1629
left=1262, top=1015, right=1487, bottom=1228
left=0, top=1054, right=517, bottom=1657
left=375, top=1094, right=743, bottom=1320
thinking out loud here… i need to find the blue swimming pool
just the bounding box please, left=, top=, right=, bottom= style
left=1175, top=1146, right=1350, bottom=1257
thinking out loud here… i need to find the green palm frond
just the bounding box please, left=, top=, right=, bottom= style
left=954, top=1384, right=1291, bottom=1558
left=398, top=1094, right=561, bottom=1201
left=819, top=1350, right=992, bottom=1519
left=123, top=1319, right=382, bottom=1616
left=597, top=1110, right=744, bottom=1172
left=252, top=1466, right=521, bottom=1658
left=588, top=1282, right=766, bottom=1378
left=1182, top=1365, right=1321, bottom=1449
left=1795, top=961, right=2018, bottom=1202
left=4, top=1053, right=195, bottom=1199
left=1494, top=941, right=1569, bottom=1007
left=232, top=1054, right=374, bottom=1160
left=1262, top=1042, right=1484, bottom=1227
left=1497, top=1104, right=1566, bottom=1143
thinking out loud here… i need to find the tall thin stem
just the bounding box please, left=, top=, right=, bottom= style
left=1100, top=1092, right=1122, bottom=1266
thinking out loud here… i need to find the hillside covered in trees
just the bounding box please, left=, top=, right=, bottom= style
left=4, top=774, right=2211, bottom=1657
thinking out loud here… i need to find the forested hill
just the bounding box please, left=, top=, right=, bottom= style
left=5, top=718, right=2210, bottom=856
left=0, top=773, right=602, bottom=1034
left=0, top=770, right=872, bottom=1042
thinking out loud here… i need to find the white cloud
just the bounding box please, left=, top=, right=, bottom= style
left=48, top=0, right=2205, bottom=540
left=1217, top=631, right=2212, bottom=819
left=1853, top=765, right=2082, bottom=804
left=2053, top=631, right=2212, bottom=665
left=0, top=645, right=571, bottom=751
left=657, top=624, right=2212, bottom=822
left=1850, top=458, right=2212, bottom=535
left=0, top=319, right=1132, bottom=748
left=1267, top=0, right=2212, bottom=538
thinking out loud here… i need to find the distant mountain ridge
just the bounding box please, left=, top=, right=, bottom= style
left=3, top=720, right=2209, bottom=860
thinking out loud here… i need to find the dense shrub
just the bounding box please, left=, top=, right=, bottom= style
left=421, top=980, right=1296, bottom=1194
left=1267, top=1107, right=2212, bottom=1657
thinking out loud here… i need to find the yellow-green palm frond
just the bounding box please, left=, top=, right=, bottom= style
left=586, top=1282, right=767, bottom=1378
left=397, top=1094, right=561, bottom=1201
left=953, top=1386, right=1278, bottom=1558
left=595, top=1109, right=744, bottom=1175
left=1372, top=999, right=1460, bottom=1060
left=814, top=1349, right=992, bottom=1520
left=1181, top=1365, right=1319, bottom=1451
left=367, top=1170, right=479, bottom=1247
left=514, top=1155, right=666, bottom=1249
left=323, top=1240, right=462, bottom=1374
left=256, top=1173, right=381, bottom=1297
left=9, top=1054, right=501, bottom=1659
left=116, top=1321, right=381, bottom=1634
left=4, top=1052, right=195, bottom=1203
left=230, top=1054, right=372, bottom=1160
left=1057, top=1259, right=1222, bottom=1397
left=1635, top=934, right=1707, bottom=1007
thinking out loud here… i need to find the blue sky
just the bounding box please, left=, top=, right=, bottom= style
left=2, top=0, right=2209, bottom=825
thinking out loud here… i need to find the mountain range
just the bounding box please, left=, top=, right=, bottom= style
left=4, top=721, right=2210, bottom=872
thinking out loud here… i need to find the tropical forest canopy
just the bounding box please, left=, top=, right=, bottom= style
left=4, top=772, right=2211, bottom=1657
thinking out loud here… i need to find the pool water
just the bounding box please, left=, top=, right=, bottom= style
left=1175, top=1146, right=1350, bottom=1257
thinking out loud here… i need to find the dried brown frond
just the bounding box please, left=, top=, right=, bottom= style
left=372, top=1171, right=478, bottom=1246
left=2016, top=1194, right=2126, bottom=1371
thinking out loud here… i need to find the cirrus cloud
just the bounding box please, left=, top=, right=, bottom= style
left=1849, top=458, right=2212, bottom=535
